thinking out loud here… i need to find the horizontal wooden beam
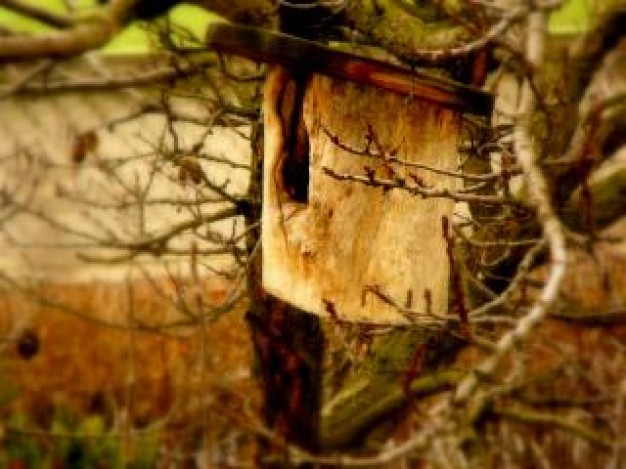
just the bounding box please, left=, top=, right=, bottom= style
left=206, top=23, right=493, bottom=116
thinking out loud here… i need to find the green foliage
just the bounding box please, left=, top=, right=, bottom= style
left=2, top=413, right=43, bottom=469
left=549, top=0, right=594, bottom=34
left=0, top=1, right=217, bottom=54
left=1, top=406, right=159, bottom=468
left=129, top=426, right=162, bottom=469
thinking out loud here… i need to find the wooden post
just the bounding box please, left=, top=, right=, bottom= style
left=210, top=21, right=493, bottom=459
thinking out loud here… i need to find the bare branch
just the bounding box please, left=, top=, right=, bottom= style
left=0, top=58, right=219, bottom=95
left=322, top=166, right=518, bottom=206
left=492, top=405, right=613, bottom=450
left=0, top=0, right=74, bottom=28
left=454, top=10, right=567, bottom=405
left=0, top=0, right=139, bottom=59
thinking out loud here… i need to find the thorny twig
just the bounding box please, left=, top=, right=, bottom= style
left=400, top=5, right=531, bottom=63
left=322, top=166, right=520, bottom=206
left=468, top=239, right=546, bottom=318
left=454, top=10, right=567, bottom=406
left=322, top=125, right=520, bottom=183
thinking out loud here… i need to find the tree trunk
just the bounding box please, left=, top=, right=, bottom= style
left=246, top=297, right=324, bottom=457
left=244, top=89, right=324, bottom=467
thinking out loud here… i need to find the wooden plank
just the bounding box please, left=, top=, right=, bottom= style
left=206, top=23, right=493, bottom=116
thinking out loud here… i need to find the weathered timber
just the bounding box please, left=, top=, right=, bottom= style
left=205, top=23, right=493, bottom=116
left=244, top=116, right=324, bottom=463
left=263, top=67, right=462, bottom=324
left=321, top=328, right=463, bottom=450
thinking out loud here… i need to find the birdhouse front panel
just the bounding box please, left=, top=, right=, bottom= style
left=263, top=67, right=462, bottom=324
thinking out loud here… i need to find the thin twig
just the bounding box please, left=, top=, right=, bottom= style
left=492, top=405, right=613, bottom=450
left=391, top=5, right=529, bottom=63
left=322, top=167, right=519, bottom=206
left=454, top=10, right=567, bottom=405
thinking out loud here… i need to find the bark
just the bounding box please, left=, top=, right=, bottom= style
left=246, top=297, right=324, bottom=456
left=321, top=328, right=463, bottom=450
left=238, top=29, right=324, bottom=469
left=244, top=118, right=324, bottom=465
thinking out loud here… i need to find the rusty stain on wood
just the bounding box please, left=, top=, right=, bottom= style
left=263, top=67, right=462, bottom=324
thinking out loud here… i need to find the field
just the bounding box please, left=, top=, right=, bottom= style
left=0, top=277, right=258, bottom=467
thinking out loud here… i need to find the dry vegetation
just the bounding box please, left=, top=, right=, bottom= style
left=0, top=276, right=258, bottom=466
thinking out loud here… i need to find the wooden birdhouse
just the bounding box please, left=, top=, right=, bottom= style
left=207, top=24, right=493, bottom=324
left=262, top=63, right=491, bottom=323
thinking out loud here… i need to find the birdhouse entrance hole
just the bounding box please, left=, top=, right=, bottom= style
left=277, top=106, right=309, bottom=204
left=262, top=64, right=491, bottom=325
